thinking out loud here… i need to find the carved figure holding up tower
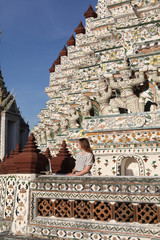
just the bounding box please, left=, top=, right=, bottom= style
left=152, top=69, right=160, bottom=84
left=96, top=79, right=112, bottom=115
left=46, top=128, right=53, bottom=141
left=60, top=115, right=69, bottom=134
left=80, top=95, right=92, bottom=118
left=152, top=68, right=160, bottom=109
left=52, top=123, right=59, bottom=136
left=68, top=108, right=80, bottom=128
left=104, top=57, right=146, bottom=114
left=41, top=130, right=46, bottom=144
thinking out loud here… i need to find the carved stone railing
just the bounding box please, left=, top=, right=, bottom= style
left=28, top=175, right=160, bottom=240
left=37, top=198, right=160, bottom=224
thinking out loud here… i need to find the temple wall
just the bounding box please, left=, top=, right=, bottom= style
left=0, top=174, right=160, bottom=239
left=0, top=174, right=36, bottom=235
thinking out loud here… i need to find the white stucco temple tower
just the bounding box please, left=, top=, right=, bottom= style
left=33, top=0, right=160, bottom=177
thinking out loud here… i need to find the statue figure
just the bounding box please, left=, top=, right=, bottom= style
left=152, top=69, right=160, bottom=109
left=52, top=89, right=60, bottom=98
left=68, top=108, right=80, bottom=128
left=60, top=116, right=69, bottom=134
left=80, top=95, right=92, bottom=118
left=36, top=134, right=41, bottom=146
left=41, top=131, right=46, bottom=144
left=139, top=90, right=153, bottom=112
left=52, top=123, right=59, bottom=136
left=152, top=69, right=160, bottom=83
left=104, top=58, right=146, bottom=114
left=46, top=128, right=53, bottom=141
left=96, top=80, right=112, bottom=115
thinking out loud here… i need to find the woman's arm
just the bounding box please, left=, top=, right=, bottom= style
left=74, top=165, right=92, bottom=176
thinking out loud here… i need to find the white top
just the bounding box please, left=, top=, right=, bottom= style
left=75, top=152, right=94, bottom=175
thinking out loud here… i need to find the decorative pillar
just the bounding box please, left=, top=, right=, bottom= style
left=10, top=133, right=49, bottom=235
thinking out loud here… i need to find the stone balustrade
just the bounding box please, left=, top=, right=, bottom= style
left=27, top=175, right=160, bottom=240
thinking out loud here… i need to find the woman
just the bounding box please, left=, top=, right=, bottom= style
left=69, top=138, right=94, bottom=176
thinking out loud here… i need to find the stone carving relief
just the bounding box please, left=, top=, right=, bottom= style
left=152, top=69, right=160, bottom=109
left=52, top=123, right=59, bottom=136
left=96, top=79, right=112, bottom=115
left=104, top=58, right=146, bottom=114
left=152, top=69, right=160, bottom=83
left=41, top=131, right=46, bottom=144
left=46, top=128, right=53, bottom=141
left=80, top=95, right=92, bottom=118
left=139, top=89, right=153, bottom=112
left=54, top=89, right=60, bottom=98
left=60, top=116, right=69, bottom=134
left=68, top=108, right=80, bottom=128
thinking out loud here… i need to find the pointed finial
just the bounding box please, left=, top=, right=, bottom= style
left=14, top=144, right=21, bottom=155
left=28, top=133, right=36, bottom=142
left=84, top=5, right=97, bottom=19
left=62, top=140, right=67, bottom=148
left=49, top=63, right=55, bottom=73
left=54, top=55, right=61, bottom=65
left=9, top=150, right=14, bottom=158
left=75, top=21, right=85, bottom=35
left=67, top=34, right=75, bottom=46
left=44, top=147, right=52, bottom=159
left=60, top=45, right=68, bottom=56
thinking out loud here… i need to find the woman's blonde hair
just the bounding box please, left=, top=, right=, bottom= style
left=79, top=138, right=93, bottom=153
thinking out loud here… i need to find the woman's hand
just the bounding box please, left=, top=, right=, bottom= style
left=67, top=168, right=76, bottom=175
left=67, top=165, right=92, bottom=176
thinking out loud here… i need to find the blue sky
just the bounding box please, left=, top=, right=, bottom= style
left=0, top=0, right=97, bottom=130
